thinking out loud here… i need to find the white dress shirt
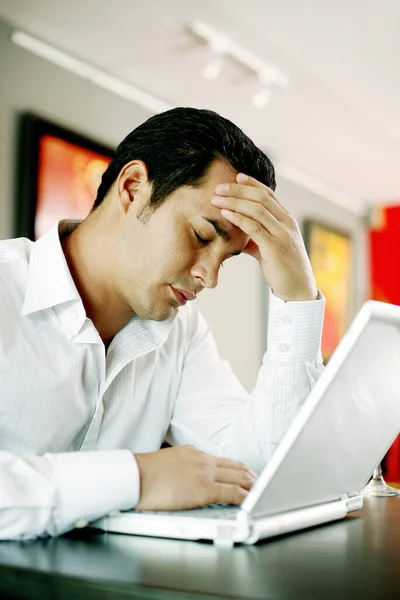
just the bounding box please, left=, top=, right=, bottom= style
left=0, top=221, right=325, bottom=540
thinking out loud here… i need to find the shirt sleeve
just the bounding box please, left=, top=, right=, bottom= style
left=167, top=290, right=325, bottom=474
left=0, top=449, right=140, bottom=540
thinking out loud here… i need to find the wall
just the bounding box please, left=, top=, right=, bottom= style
left=276, top=177, right=368, bottom=318
left=0, top=18, right=368, bottom=391
left=0, top=18, right=152, bottom=239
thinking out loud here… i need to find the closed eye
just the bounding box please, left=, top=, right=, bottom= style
left=194, top=230, right=209, bottom=246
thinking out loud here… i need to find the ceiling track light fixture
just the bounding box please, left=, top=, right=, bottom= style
left=187, top=21, right=289, bottom=107
left=11, top=30, right=172, bottom=114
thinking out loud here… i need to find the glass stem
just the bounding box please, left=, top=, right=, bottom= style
left=373, top=464, right=382, bottom=479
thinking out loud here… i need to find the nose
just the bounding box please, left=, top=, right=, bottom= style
left=191, top=256, right=220, bottom=289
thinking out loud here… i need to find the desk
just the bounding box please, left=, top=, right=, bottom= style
left=0, top=497, right=399, bottom=599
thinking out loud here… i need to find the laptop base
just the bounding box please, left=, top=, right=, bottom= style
left=91, top=496, right=362, bottom=546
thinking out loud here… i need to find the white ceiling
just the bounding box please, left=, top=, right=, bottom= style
left=1, top=0, right=400, bottom=210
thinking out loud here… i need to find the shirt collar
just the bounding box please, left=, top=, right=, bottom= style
left=22, top=220, right=82, bottom=317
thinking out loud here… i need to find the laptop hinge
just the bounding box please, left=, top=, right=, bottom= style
left=340, top=490, right=361, bottom=500
left=341, top=491, right=363, bottom=512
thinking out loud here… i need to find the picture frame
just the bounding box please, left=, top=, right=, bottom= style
left=15, top=112, right=114, bottom=240
left=304, top=220, right=352, bottom=361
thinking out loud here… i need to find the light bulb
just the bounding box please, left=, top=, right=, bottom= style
left=201, top=56, right=224, bottom=80
left=251, top=88, right=272, bottom=109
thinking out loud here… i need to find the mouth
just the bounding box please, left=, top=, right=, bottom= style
left=171, top=287, right=196, bottom=306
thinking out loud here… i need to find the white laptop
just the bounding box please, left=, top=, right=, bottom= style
left=91, top=300, right=400, bottom=546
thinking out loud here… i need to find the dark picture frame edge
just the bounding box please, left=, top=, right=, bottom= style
left=14, top=112, right=115, bottom=240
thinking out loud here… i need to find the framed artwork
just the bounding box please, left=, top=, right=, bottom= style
left=304, top=220, right=352, bottom=361
left=15, top=113, right=114, bottom=240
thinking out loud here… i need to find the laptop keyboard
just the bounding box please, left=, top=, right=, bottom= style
left=126, top=504, right=240, bottom=520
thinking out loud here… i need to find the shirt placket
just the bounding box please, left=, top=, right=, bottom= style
left=79, top=319, right=172, bottom=451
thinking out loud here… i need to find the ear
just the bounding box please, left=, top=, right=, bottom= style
left=116, top=160, right=150, bottom=214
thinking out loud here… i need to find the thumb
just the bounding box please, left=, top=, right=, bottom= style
left=243, top=239, right=260, bottom=259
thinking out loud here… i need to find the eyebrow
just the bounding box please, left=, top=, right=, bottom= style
left=203, top=218, right=242, bottom=257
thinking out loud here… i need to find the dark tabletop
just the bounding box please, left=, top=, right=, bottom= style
left=1, top=497, right=400, bottom=600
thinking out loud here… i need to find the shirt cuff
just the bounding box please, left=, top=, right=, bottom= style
left=267, top=289, right=325, bottom=361
left=48, top=449, right=140, bottom=533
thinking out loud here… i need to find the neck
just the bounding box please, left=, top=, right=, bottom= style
left=61, top=217, right=134, bottom=345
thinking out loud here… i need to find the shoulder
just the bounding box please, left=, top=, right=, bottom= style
left=0, top=236, right=33, bottom=267
left=0, top=237, right=32, bottom=298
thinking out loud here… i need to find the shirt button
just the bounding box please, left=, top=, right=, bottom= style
left=281, top=314, right=293, bottom=324
left=279, top=343, right=290, bottom=353
left=70, top=310, right=79, bottom=321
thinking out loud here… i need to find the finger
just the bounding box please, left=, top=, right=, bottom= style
left=216, top=181, right=269, bottom=200
left=236, top=173, right=290, bottom=215
left=243, top=239, right=260, bottom=259
left=215, top=457, right=257, bottom=479
left=237, top=172, right=271, bottom=190
left=215, top=467, right=256, bottom=491
left=214, top=197, right=281, bottom=238
left=215, top=182, right=285, bottom=222
left=221, top=209, right=276, bottom=244
left=206, top=482, right=249, bottom=506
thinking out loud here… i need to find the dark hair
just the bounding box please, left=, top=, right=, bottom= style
left=93, top=107, right=276, bottom=210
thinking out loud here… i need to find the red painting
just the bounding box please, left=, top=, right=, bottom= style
left=35, top=134, right=111, bottom=238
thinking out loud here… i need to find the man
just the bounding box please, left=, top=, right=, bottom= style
left=0, top=107, right=324, bottom=540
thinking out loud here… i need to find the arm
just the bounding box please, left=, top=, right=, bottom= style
left=0, top=450, right=138, bottom=540
left=168, top=172, right=325, bottom=472
left=167, top=290, right=324, bottom=474
left=1, top=445, right=258, bottom=539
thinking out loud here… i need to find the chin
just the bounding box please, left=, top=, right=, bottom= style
left=152, top=313, right=175, bottom=322
left=135, top=303, right=176, bottom=322
left=146, top=311, right=176, bottom=322
left=153, top=305, right=178, bottom=321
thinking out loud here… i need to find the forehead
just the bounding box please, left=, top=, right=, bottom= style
left=163, top=159, right=235, bottom=215
left=185, top=159, right=236, bottom=212
left=200, top=159, right=238, bottom=190
left=186, top=159, right=249, bottom=248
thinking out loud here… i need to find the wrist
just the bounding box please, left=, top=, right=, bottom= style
left=273, top=286, right=318, bottom=302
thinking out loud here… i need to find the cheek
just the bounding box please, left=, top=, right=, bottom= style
left=143, top=215, right=198, bottom=276
left=170, top=246, right=197, bottom=273
left=168, top=229, right=198, bottom=266
left=149, top=239, right=196, bottom=280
